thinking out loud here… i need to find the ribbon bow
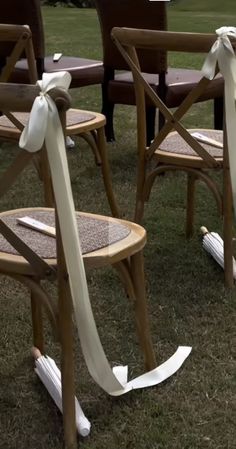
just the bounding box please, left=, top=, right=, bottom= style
left=20, top=71, right=191, bottom=396
left=202, top=26, right=236, bottom=80
left=20, top=71, right=71, bottom=152
left=202, top=26, right=236, bottom=215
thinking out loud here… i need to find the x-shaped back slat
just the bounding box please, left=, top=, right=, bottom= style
left=112, top=28, right=221, bottom=168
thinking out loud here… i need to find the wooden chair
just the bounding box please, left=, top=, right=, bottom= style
left=112, top=27, right=235, bottom=288
left=0, top=82, right=156, bottom=448
left=0, top=0, right=104, bottom=89
left=94, top=0, right=224, bottom=144
left=0, top=23, right=119, bottom=216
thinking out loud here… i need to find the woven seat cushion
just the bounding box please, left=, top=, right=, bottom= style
left=159, top=129, right=223, bottom=158
left=0, top=210, right=130, bottom=258
left=0, top=109, right=95, bottom=129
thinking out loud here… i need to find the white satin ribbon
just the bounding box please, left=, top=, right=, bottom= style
left=202, top=26, right=236, bottom=213
left=19, top=71, right=191, bottom=396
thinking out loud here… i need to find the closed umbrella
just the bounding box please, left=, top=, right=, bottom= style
left=200, top=226, right=236, bottom=279
left=32, top=347, right=91, bottom=437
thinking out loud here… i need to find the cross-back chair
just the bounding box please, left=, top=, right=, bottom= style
left=94, top=0, right=224, bottom=144
left=0, top=0, right=104, bottom=89
left=0, top=23, right=119, bottom=216
left=112, top=27, right=235, bottom=288
left=0, top=82, right=155, bottom=448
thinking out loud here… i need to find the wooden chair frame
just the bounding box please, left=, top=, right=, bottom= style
left=0, top=23, right=119, bottom=216
left=112, top=27, right=235, bottom=287
left=0, top=81, right=156, bottom=447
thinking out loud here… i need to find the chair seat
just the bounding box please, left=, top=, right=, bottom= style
left=108, top=68, right=223, bottom=107
left=0, top=108, right=106, bottom=139
left=156, top=129, right=223, bottom=168
left=0, top=208, right=146, bottom=274
left=10, top=56, right=104, bottom=88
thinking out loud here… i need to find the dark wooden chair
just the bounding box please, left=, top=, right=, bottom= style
left=112, top=27, right=235, bottom=287
left=94, top=0, right=224, bottom=144
left=0, top=0, right=104, bottom=88
left=0, top=81, right=156, bottom=448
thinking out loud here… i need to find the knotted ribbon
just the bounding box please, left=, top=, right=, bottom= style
left=202, top=26, right=236, bottom=214
left=19, top=71, right=191, bottom=396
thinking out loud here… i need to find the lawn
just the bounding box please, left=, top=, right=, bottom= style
left=0, top=1, right=236, bottom=449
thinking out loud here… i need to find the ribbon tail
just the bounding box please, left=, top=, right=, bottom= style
left=110, top=346, right=192, bottom=396
left=44, top=105, right=124, bottom=394
left=223, top=84, right=236, bottom=214
left=217, top=49, right=236, bottom=216
left=44, top=103, right=191, bottom=396
left=201, top=42, right=219, bottom=80
left=19, top=96, right=48, bottom=152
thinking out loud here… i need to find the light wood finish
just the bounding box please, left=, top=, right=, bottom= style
left=0, top=83, right=155, bottom=448
left=112, top=27, right=235, bottom=287
left=0, top=23, right=119, bottom=217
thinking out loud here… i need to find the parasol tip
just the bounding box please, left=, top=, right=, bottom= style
left=31, top=346, right=42, bottom=360
left=200, top=226, right=209, bottom=235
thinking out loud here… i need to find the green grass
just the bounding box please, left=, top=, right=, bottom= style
left=1, top=2, right=236, bottom=449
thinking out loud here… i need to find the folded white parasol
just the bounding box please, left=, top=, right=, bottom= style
left=200, top=226, right=236, bottom=279
left=32, top=348, right=91, bottom=437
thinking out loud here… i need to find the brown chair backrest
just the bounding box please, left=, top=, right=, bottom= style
left=94, top=0, right=167, bottom=73
left=0, top=0, right=45, bottom=74
left=0, top=24, right=37, bottom=84
left=111, top=27, right=223, bottom=165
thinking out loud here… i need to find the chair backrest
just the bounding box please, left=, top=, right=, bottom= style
left=94, top=0, right=167, bottom=73
left=0, top=24, right=37, bottom=84
left=111, top=27, right=224, bottom=165
left=0, top=24, right=53, bottom=204
left=0, top=0, right=45, bottom=74
left=0, top=81, right=70, bottom=279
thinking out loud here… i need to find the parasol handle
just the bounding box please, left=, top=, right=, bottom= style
left=200, top=226, right=209, bottom=235
left=31, top=346, right=42, bottom=360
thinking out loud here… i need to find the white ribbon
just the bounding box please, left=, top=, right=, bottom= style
left=19, top=71, right=191, bottom=396
left=202, top=26, right=236, bottom=214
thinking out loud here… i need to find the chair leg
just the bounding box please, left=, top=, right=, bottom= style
left=158, top=108, right=165, bottom=132
left=214, top=97, right=224, bottom=130
left=79, top=131, right=101, bottom=165
left=130, top=251, right=156, bottom=371
left=134, top=199, right=145, bottom=224
left=134, top=174, right=146, bottom=223
left=97, top=127, right=120, bottom=217
left=101, top=81, right=115, bottom=142
left=146, top=106, right=156, bottom=145
left=57, top=230, right=77, bottom=449
left=58, top=285, right=77, bottom=448
left=186, top=173, right=197, bottom=238
left=104, top=102, right=116, bottom=142
left=113, top=260, right=136, bottom=301
left=31, top=285, right=44, bottom=353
